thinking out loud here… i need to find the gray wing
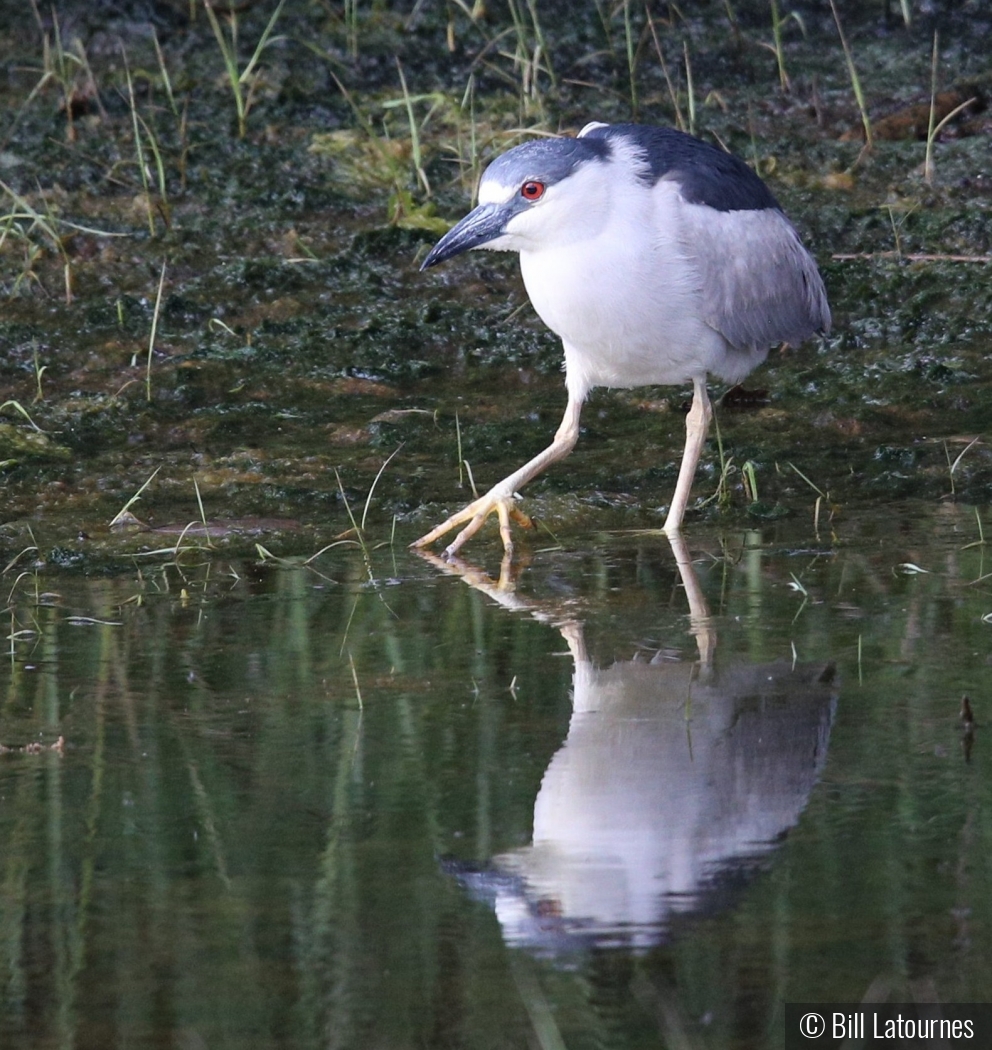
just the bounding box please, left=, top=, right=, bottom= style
left=677, top=200, right=831, bottom=352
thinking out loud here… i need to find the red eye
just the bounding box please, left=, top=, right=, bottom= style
left=521, top=180, right=545, bottom=201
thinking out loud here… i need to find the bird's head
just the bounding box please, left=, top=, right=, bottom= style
left=420, top=127, right=619, bottom=270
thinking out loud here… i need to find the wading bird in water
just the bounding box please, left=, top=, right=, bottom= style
left=414, top=122, right=830, bottom=558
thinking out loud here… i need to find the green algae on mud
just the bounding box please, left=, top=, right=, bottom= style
left=1, top=2, right=992, bottom=566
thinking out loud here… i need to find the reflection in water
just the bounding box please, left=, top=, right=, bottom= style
left=491, top=649, right=835, bottom=952
left=3, top=515, right=992, bottom=1049
left=432, top=535, right=836, bottom=953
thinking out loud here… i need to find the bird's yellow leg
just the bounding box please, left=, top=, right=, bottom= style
left=412, top=396, right=583, bottom=558
left=663, top=377, right=712, bottom=536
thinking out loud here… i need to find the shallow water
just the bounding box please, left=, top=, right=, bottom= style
left=2, top=504, right=990, bottom=1049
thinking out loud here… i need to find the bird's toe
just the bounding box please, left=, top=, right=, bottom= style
left=414, top=493, right=530, bottom=557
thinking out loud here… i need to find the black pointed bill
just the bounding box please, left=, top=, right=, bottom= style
left=420, top=202, right=510, bottom=270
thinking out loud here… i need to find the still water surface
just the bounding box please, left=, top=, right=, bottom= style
left=2, top=508, right=991, bottom=1048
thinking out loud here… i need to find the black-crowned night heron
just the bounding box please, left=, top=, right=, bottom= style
left=414, top=122, right=831, bottom=557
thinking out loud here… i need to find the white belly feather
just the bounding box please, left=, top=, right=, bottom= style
left=518, top=180, right=732, bottom=400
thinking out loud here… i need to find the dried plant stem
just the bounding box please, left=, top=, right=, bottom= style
left=147, top=261, right=167, bottom=402
left=829, top=0, right=872, bottom=149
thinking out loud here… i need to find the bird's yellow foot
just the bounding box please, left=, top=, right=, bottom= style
left=412, top=492, right=533, bottom=558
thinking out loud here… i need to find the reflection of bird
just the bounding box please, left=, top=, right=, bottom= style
left=415, top=122, right=830, bottom=557
left=422, top=534, right=835, bottom=954
left=486, top=641, right=836, bottom=952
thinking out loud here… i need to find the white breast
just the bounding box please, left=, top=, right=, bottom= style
left=517, top=178, right=731, bottom=400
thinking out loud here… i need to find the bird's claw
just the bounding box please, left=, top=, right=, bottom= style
left=411, top=491, right=533, bottom=558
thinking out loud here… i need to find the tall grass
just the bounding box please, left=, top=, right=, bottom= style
left=202, top=0, right=287, bottom=138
